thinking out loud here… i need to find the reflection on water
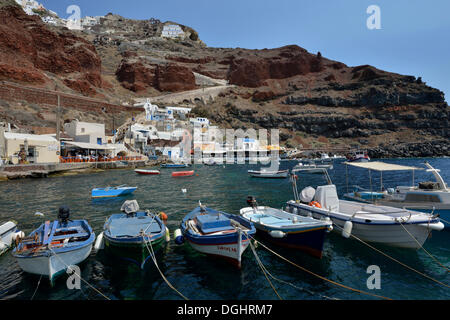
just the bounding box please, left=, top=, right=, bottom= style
left=0, top=158, right=449, bottom=300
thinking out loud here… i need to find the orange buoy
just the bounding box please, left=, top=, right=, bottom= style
left=309, top=201, right=322, bottom=208
left=159, top=212, right=168, bottom=221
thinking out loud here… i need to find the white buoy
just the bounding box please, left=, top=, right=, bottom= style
left=94, top=232, right=105, bottom=250
left=34, top=212, right=44, bottom=217
left=182, top=189, right=187, bottom=193
left=269, top=230, right=286, bottom=238
left=165, top=227, right=170, bottom=242
left=12, top=231, right=24, bottom=242
left=342, top=221, right=353, bottom=238
left=174, top=229, right=184, bottom=245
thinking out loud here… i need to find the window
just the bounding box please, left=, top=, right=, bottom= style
left=81, top=128, right=85, bottom=133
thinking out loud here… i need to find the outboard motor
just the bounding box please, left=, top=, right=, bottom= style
left=246, top=196, right=258, bottom=209
left=58, top=206, right=71, bottom=225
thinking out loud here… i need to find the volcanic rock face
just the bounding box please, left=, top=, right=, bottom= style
left=0, top=4, right=102, bottom=95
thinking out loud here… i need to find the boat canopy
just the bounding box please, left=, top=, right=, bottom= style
left=344, top=161, right=423, bottom=171
left=64, top=141, right=115, bottom=150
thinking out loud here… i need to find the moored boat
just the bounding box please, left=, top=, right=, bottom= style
left=102, top=200, right=168, bottom=269
left=172, top=170, right=195, bottom=177
left=178, top=203, right=256, bottom=268
left=240, top=197, right=332, bottom=258
left=0, top=221, right=23, bottom=256
left=286, top=183, right=444, bottom=249
left=12, top=207, right=95, bottom=284
left=248, top=169, right=289, bottom=179
left=135, top=169, right=161, bottom=175
left=91, top=185, right=137, bottom=198
left=161, top=163, right=190, bottom=168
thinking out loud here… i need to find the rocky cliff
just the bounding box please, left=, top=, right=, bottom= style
left=0, top=1, right=448, bottom=157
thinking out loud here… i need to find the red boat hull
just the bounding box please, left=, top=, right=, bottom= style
left=172, top=171, right=195, bottom=177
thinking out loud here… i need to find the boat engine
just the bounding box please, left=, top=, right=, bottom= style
left=246, top=196, right=258, bottom=208
left=58, top=206, right=71, bottom=225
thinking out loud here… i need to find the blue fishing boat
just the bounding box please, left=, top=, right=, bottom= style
left=91, top=185, right=137, bottom=198
left=161, top=163, right=190, bottom=168
left=240, top=197, right=332, bottom=258
left=102, top=200, right=168, bottom=269
left=12, top=206, right=95, bottom=284
left=177, top=203, right=256, bottom=268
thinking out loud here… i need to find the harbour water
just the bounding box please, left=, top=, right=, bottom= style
left=0, top=158, right=449, bottom=300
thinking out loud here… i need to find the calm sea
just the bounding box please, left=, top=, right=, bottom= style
left=0, top=158, right=449, bottom=300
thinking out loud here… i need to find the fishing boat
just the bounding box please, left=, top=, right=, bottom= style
left=347, top=151, right=370, bottom=162
left=91, top=185, right=137, bottom=198
left=12, top=207, right=95, bottom=284
left=343, top=161, right=450, bottom=228
left=172, top=170, right=195, bottom=177
left=101, top=200, right=168, bottom=269
left=135, top=169, right=161, bottom=175
left=161, top=163, right=190, bottom=168
left=240, top=197, right=332, bottom=258
left=178, top=203, right=256, bottom=268
left=292, top=161, right=333, bottom=174
left=203, top=159, right=216, bottom=166
left=286, top=176, right=444, bottom=249
left=248, top=169, right=289, bottom=179
left=0, top=221, right=23, bottom=256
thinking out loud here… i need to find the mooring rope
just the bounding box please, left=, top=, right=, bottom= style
left=331, top=223, right=450, bottom=289
left=49, top=247, right=111, bottom=300
left=247, top=235, right=392, bottom=300
left=248, top=237, right=283, bottom=300
left=248, top=238, right=337, bottom=300
left=30, top=275, right=42, bottom=300
left=396, top=221, right=450, bottom=273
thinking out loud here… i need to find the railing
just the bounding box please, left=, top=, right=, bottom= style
left=59, top=156, right=143, bottom=163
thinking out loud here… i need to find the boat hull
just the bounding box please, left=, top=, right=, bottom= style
left=248, top=170, right=289, bottom=179
left=104, top=235, right=165, bottom=269
left=135, top=169, right=160, bottom=175
left=15, top=243, right=93, bottom=283
left=172, top=171, right=195, bottom=177
left=287, top=202, right=434, bottom=249
left=91, top=187, right=137, bottom=198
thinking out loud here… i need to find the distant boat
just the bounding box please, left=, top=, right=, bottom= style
left=172, top=171, right=195, bottom=177
left=240, top=197, right=332, bottom=258
left=161, top=163, right=190, bottom=168
left=91, top=185, right=137, bottom=198
left=0, top=221, right=22, bottom=256
left=248, top=169, right=289, bottom=179
left=102, top=200, right=167, bottom=269
left=347, top=151, right=370, bottom=162
left=292, top=162, right=333, bottom=174
left=203, top=159, right=216, bottom=166
left=179, top=204, right=256, bottom=268
left=12, top=207, right=95, bottom=284
left=135, top=169, right=160, bottom=175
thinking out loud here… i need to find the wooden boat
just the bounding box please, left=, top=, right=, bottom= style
left=172, top=170, right=195, bottom=177
left=135, top=169, right=161, bottom=175
left=0, top=221, right=22, bottom=256
left=179, top=204, right=256, bottom=268
left=91, top=185, right=137, bottom=198
left=248, top=169, right=289, bottom=179
left=12, top=207, right=95, bottom=284
left=240, top=197, right=332, bottom=258
left=161, top=163, right=190, bottom=168
left=286, top=184, right=444, bottom=249
left=102, top=200, right=167, bottom=269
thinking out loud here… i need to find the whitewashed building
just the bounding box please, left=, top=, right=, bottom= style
left=161, top=24, right=185, bottom=39
left=64, top=120, right=106, bottom=145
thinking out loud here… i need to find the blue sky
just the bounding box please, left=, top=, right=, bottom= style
left=41, top=0, right=450, bottom=102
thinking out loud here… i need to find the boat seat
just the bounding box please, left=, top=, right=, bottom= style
left=314, top=185, right=339, bottom=211
left=51, top=232, right=89, bottom=241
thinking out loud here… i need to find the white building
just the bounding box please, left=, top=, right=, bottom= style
left=81, top=16, right=99, bottom=27
left=190, top=117, right=210, bottom=128
left=161, top=24, right=185, bottom=39
left=136, top=100, right=191, bottom=122
left=64, top=120, right=106, bottom=145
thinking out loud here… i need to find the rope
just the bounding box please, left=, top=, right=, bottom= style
left=30, top=275, right=42, bottom=300
left=143, top=234, right=189, bottom=300
left=397, top=221, right=450, bottom=273
left=248, top=235, right=393, bottom=300
left=248, top=238, right=283, bottom=300
left=248, top=239, right=337, bottom=300
left=438, top=216, right=450, bottom=225
left=331, top=223, right=450, bottom=289
left=48, top=247, right=111, bottom=300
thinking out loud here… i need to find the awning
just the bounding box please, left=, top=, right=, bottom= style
left=64, top=141, right=115, bottom=150
left=344, top=161, right=423, bottom=171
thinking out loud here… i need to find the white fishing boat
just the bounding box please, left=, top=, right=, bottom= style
left=286, top=174, right=444, bottom=249
left=12, top=207, right=95, bottom=284
left=248, top=169, right=289, bottom=179
left=292, top=161, right=333, bottom=174
left=343, top=161, right=450, bottom=228
left=0, top=221, right=23, bottom=256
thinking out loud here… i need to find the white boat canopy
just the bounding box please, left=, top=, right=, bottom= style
left=343, top=161, right=423, bottom=171
left=64, top=141, right=115, bottom=150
